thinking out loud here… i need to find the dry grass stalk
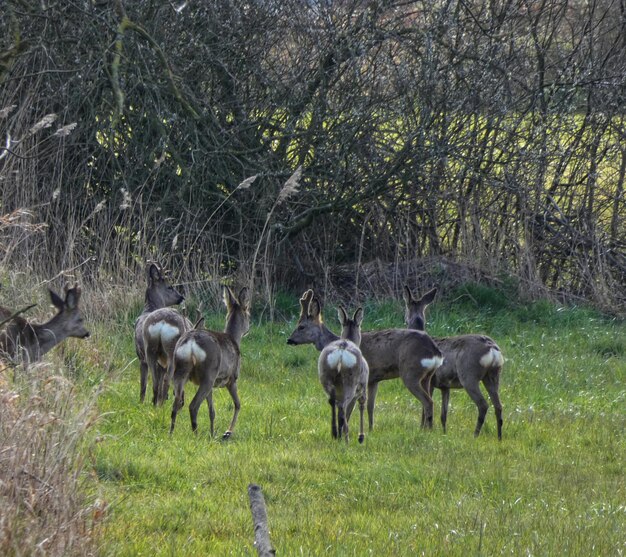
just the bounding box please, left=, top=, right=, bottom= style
left=276, top=166, right=301, bottom=205
left=28, top=114, right=58, bottom=136
left=238, top=175, right=258, bottom=190
left=0, top=366, right=103, bottom=555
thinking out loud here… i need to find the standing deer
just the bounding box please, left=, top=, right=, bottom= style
left=170, top=286, right=250, bottom=439
left=142, top=307, right=192, bottom=406
left=134, top=263, right=185, bottom=403
left=318, top=306, right=369, bottom=443
left=287, top=290, right=443, bottom=431
left=0, top=284, right=90, bottom=367
left=403, top=285, right=504, bottom=439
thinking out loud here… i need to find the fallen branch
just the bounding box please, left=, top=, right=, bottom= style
left=248, top=483, right=275, bottom=556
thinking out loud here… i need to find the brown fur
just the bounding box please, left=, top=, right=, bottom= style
left=0, top=284, right=89, bottom=367
left=318, top=306, right=369, bottom=443
left=170, top=286, right=250, bottom=439
left=134, top=263, right=185, bottom=403
left=403, top=285, right=504, bottom=439
left=287, top=290, right=443, bottom=431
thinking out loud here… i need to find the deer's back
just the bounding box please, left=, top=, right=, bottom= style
left=144, top=308, right=190, bottom=348
left=175, top=329, right=240, bottom=386
left=134, top=312, right=149, bottom=359
left=361, top=329, right=441, bottom=381
left=0, top=318, right=38, bottom=361
left=433, top=334, right=503, bottom=387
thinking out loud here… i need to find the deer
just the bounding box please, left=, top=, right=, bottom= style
left=0, top=283, right=90, bottom=367
left=142, top=306, right=192, bottom=406
left=318, top=306, right=369, bottom=443
left=287, top=290, right=443, bottom=431
left=403, top=285, right=504, bottom=439
left=134, top=263, right=185, bottom=403
left=169, top=286, right=250, bottom=440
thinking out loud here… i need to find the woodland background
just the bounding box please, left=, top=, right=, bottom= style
left=1, top=0, right=625, bottom=313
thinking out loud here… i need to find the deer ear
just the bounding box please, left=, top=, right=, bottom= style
left=147, top=263, right=161, bottom=283
left=65, top=286, right=81, bottom=310
left=309, top=297, right=321, bottom=320
left=337, top=305, right=348, bottom=325
left=298, top=290, right=314, bottom=318
left=49, top=289, right=65, bottom=310
left=402, top=284, right=414, bottom=306
left=238, top=287, right=250, bottom=310
left=223, top=286, right=237, bottom=310
left=353, top=307, right=363, bottom=326
left=419, top=287, right=438, bottom=306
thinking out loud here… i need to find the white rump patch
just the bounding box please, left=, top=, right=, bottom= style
left=327, top=348, right=358, bottom=369
left=176, top=339, right=206, bottom=363
left=421, top=355, right=443, bottom=370
left=148, top=322, right=180, bottom=343
left=480, top=348, right=504, bottom=368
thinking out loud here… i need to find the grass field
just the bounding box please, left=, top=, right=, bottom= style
left=85, top=289, right=625, bottom=556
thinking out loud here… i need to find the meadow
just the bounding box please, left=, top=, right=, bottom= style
left=73, top=284, right=624, bottom=556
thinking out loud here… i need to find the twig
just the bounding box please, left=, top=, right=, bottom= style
left=0, top=304, right=37, bottom=330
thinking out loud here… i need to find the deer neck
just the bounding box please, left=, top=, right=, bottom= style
left=28, top=314, right=69, bottom=358
left=316, top=323, right=339, bottom=351
left=342, top=325, right=361, bottom=347
left=224, top=313, right=247, bottom=346
left=144, top=290, right=162, bottom=313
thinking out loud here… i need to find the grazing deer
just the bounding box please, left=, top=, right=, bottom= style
left=0, top=284, right=90, bottom=367
left=134, top=263, right=185, bottom=403
left=403, top=285, right=504, bottom=439
left=170, top=286, right=250, bottom=439
left=318, top=306, right=369, bottom=443
left=287, top=290, right=443, bottom=431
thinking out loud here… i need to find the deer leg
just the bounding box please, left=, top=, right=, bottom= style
left=358, top=392, right=366, bottom=444
left=170, top=383, right=185, bottom=435
left=340, top=385, right=357, bottom=444
left=157, top=363, right=167, bottom=406
left=223, top=381, right=241, bottom=440
left=139, top=360, right=148, bottom=403
left=207, top=391, right=215, bottom=438
left=162, top=359, right=176, bottom=404
left=337, top=402, right=348, bottom=443
left=146, top=352, right=159, bottom=406
left=189, top=383, right=211, bottom=435
left=483, top=372, right=503, bottom=440
left=337, top=405, right=346, bottom=442
left=420, top=378, right=435, bottom=428
left=440, top=387, right=450, bottom=433
left=346, top=398, right=357, bottom=422
left=327, top=386, right=338, bottom=439
left=366, top=381, right=379, bottom=432
left=462, top=381, right=489, bottom=437
left=401, top=371, right=434, bottom=429
left=160, top=362, right=171, bottom=404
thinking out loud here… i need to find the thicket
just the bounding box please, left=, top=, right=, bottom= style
left=1, top=0, right=625, bottom=313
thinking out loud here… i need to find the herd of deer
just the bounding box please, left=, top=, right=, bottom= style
left=0, top=263, right=504, bottom=443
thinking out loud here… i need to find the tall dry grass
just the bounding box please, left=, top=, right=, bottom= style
left=0, top=365, right=104, bottom=556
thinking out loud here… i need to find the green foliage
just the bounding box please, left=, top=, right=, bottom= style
left=449, top=282, right=514, bottom=313
left=89, top=296, right=626, bottom=556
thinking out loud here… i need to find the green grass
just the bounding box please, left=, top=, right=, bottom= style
left=85, top=294, right=625, bottom=556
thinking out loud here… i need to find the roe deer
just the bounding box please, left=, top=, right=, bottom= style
left=142, top=307, right=192, bottom=406
left=318, top=306, right=369, bottom=443
left=0, top=284, right=90, bottom=366
left=170, top=286, right=250, bottom=439
left=403, top=285, right=504, bottom=439
left=134, top=263, right=185, bottom=403
left=287, top=290, right=443, bottom=431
